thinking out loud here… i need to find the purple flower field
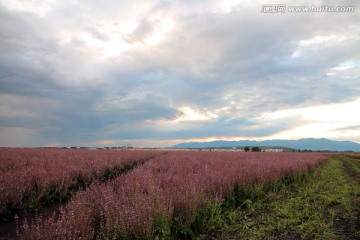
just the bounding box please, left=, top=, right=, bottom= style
left=0, top=149, right=328, bottom=239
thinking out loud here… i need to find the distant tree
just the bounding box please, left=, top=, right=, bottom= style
left=244, top=146, right=250, bottom=152
left=252, top=146, right=261, bottom=152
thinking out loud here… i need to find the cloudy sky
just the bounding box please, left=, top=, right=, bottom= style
left=0, top=0, right=359, bottom=147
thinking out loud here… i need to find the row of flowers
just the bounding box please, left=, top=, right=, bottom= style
left=17, top=151, right=328, bottom=239
left=0, top=148, right=161, bottom=221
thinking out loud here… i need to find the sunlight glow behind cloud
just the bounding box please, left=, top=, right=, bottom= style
left=262, top=99, right=360, bottom=142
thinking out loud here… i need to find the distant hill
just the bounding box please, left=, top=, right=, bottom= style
left=171, top=138, right=360, bottom=152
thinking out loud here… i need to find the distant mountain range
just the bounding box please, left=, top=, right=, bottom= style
left=171, top=138, right=360, bottom=152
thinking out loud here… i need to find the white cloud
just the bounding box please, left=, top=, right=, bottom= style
left=1, top=0, right=57, bottom=16
left=176, top=106, right=218, bottom=122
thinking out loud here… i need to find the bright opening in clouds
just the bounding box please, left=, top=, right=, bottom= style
left=0, top=0, right=359, bottom=147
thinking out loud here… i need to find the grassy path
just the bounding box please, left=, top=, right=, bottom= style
left=198, top=155, right=360, bottom=239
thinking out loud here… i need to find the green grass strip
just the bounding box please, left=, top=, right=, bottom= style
left=196, top=156, right=360, bottom=239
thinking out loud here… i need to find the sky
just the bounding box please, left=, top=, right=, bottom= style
left=0, top=0, right=360, bottom=147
